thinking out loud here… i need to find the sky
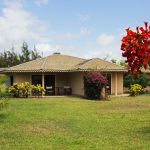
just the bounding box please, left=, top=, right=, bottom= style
left=0, top=0, right=149, bottom=60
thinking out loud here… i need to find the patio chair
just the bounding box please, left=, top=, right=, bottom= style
left=64, top=86, right=72, bottom=95
left=46, top=86, right=54, bottom=95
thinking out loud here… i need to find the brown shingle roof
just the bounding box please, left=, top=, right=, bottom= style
left=0, top=68, right=8, bottom=72
left=4, top=54, right=126, bottom=73
left=74, top=58, right=126, bottom=72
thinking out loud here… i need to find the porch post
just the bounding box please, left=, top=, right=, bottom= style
left=115, top=72, right=118, bottom=96
left=42, top=73, right=45, bottom=88
left=42, top=73, right=45, bottom=97
left=111, top=73, right=112, bottom=95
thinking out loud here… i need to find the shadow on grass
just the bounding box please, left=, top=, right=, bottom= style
left=135, top=127, right=150, bottom=140
left=0, top=112, right=9, bottom=122
left=82, top=96, right=111, bottom=102
left=139, top=127, right=150, bottom=134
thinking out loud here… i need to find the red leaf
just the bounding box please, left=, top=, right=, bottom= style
left=121, top=22, right=150, bottom=75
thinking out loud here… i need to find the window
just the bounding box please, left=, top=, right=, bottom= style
left=32, top=75, right=42, bottom=85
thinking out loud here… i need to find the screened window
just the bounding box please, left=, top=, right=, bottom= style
left=32, top=75, right=42, bottom=85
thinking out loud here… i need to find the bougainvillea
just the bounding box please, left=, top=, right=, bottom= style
left=121, top=22, right=150, bottom=76
left=84, top=72, right=108, bottom=100
left=85, top=72, right=108, bottom=85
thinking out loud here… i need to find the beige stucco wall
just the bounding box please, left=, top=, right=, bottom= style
left=13, top=73, right=31, bottom=84
left=111, top=72, right=124, bottom=95
left=55, top=73, right=68, bottom=87
left=67, top=72, right=84, bottom=96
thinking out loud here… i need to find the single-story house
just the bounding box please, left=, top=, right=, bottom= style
left=3, top=53, right=126, bottom=96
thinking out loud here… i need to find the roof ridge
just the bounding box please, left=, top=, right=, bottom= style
left=58, top=54, right=85, bottom=61
left=75, top=59, right=92, bottom=67
left=40, top=56, right=48, bottom=69
left=93, top=58, right=125, bottom=68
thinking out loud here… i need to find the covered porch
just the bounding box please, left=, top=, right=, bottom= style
left=32, top=73, right=73, bottom=96
left=10, top=72, right=85, bottom=96
left=8, top=71, right=123, bottom=97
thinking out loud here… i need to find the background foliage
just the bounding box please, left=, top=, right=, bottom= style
left=0, top=42, right=41, bottom=67
left=124, top=73, right=150, bottom=88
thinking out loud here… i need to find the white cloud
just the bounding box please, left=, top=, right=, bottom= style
left=81, top=33, right=122, bottom=60
left=36, top=43, right=60, bottom=56
left=0, top=0, right=48, bottom=52
left=84, top=47, right=122, bottom=60
left=34, top=0, right=48, bottom=6
left=55, top=32, right=79, bottom=42
left=97, top=34, right=115, bottom=46
left=36, top=44, right=85, bottom=58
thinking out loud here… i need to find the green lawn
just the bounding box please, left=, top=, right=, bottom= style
left=0, top=95, right=150, bottom=150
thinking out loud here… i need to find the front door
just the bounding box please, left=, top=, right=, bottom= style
left=44, top=75, right=55, bottom=95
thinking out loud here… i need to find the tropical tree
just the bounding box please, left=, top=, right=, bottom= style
left=0, top=42, right=42, bottom=67
left=19, top=42, right=31, bottom=63
left=111, top=59, right=117, bottom=64
left=121, top=22, right=150, bottom=76
left=31, top=45, right=41, bottom=60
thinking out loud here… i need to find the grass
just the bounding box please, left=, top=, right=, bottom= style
left=0, top=95, right=150, bottom=150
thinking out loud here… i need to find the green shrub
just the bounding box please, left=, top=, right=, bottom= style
left=8, top=83, right=20, bottom=98
left=9, top=82, right=46, bottom=98
left=129, top=84, right=144, bottom=96
left=8, top=82, right=30, bottom=98
left=31, top=84, right=45, bottom=97
left=19, top=82, right=30, bottom=98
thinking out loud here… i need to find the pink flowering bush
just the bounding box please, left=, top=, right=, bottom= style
left=84, top=72, right=108, bottom=100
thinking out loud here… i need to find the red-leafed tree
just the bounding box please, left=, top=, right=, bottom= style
left=121, top=22, right=150, bottom=76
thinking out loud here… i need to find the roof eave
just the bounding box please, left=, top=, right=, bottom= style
left=3, top=68, right=127, bottom=73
